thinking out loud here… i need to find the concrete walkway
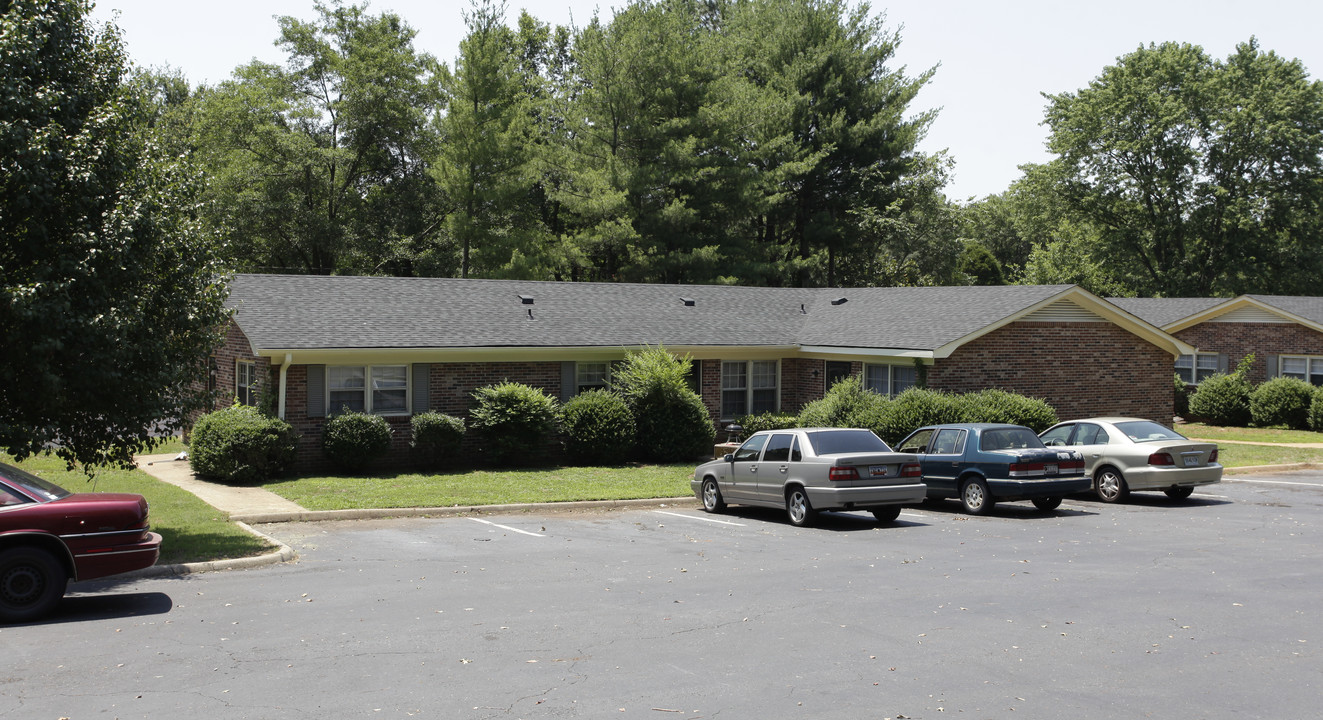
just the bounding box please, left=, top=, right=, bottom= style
left=136, top=453, right=307, bottom=517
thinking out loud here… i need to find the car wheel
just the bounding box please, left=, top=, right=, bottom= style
left=960, top=479, right=995, bottom=516
left=1165, top=486, right=1195, bottom=500
left=0, top=547, right=68, bottom=624
left=871, top=506, right=902, bottom=524
left=701, top=477, right=726, bottom=513
left=1095, top=467, right=1130, bottom=503
left=786, top=487, right=817, bottom=527
left=1031, top=496, right=1063, bottom=512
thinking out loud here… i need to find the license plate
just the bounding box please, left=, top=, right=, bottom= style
left=868, top=465, right=890, bottom=477
left=1044, top=463, right=1058, bottom=474
left=1184, top=455, right=1200, bottom=467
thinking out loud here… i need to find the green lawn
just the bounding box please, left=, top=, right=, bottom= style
left=1178, top=422, right=1323, bottom=445
left=3, top=454, right=273, bottom=566
left=264, top=463, right=696, bottom=511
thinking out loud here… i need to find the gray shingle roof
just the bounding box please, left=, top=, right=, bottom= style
left=225, top=274, right=1081, bottom=352
left=1245, top=295, right=1323, bottom=326
left=1107, top=297, right=1227, bottom=327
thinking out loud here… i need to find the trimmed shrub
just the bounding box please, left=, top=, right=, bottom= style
left=189, top=404, right=297, bottom=484
left=735, top=412, right=798, bottom=439
left=1188, top=354, right=1254, bottom=426
left=610, top=347, right=714, bottom=461
left=323, top=410, right=393, bottom=473
left=796, top=375, right=889, bottom=431
left=1174, top=374, right=1190, bottom=418
left=1249, top=377, right=1315, bottom=429
left=959, top=388, right=1058, bottom=432
left=875, top=388, right=965, bottom=445
left=470, top=381, right=560, bottom=466
left=561, top=389, right=635, bottom=465
left=411, top=411, right=465, bottom=468
left=1309, top=387, right=1323, bottom=432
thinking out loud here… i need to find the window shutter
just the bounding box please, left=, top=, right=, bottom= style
left=307, top=365, right=325, bottom=417
left=1217, top=354, right=1230, bottom=373
left=1264, top=355, right=1278, bottom=379
left=560, top=362, right=576, bottom=402
left=412, top=364, right=430, bottom=414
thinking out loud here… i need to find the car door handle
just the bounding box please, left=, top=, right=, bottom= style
left=749, top=465, right=757, bottom=473
left=779, top=465, right=789, bottom=473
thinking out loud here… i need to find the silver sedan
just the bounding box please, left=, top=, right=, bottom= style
left=1038, top=417, right=1222, bottom=502
left=692, top=428, right=925, bottom=527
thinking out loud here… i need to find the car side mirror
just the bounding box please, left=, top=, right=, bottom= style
left=723, top=454, right=734, bottom=462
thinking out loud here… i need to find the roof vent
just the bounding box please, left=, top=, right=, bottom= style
left=518, top=294, right=534, bottom=305
left=681, top=297, right=696, bottom=307
left=831, top=297, right=848, bottom=306
left=526, top=308, right=535, bottom=320
left=800, top=303, right=807, bottom=314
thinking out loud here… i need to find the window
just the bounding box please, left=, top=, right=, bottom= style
left=931, top=428, right=966, bottom=455
left=1175, top=353, right=1219, bottom=384
left=733, top=434, right=767, bottom=462
left=577, top=362, right=610, bottom=393
left=328, top=365, right=408, bottom=415
left=1279, top=356, right=1323, bottom=386
left=721, top=361, right=779, bottom=418
left=864, top=363, right=918, bottom=397
left=762, top=433, right=794, bottom=462
left=236, top=360, right=257, bottom=406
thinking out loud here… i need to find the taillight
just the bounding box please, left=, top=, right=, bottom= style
left=1209, top=448, right=1219, bottom=462
left=829, top=466, right=860, bottom=481
left=1148, top=452, right=1175, bottom=466
left=901, top=463, right=922, bottom=478
left=1058, top=459, right=1084, bottom=472
left=1008, top=462, right=1045, bottom=477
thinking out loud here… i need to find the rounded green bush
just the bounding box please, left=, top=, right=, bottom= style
left=561, top=389, right=636, bottom=465
left=1187, top=373, right=1251, bottom=426
left=875, top=388, right=965, bottom=445
left=411, top=411, right=465, bottom=468
left=1174, top=374, right=1191, bottom=418
left=1249, top=377, right=1315, bottom=429
left=470, top=381, right=560, bottom=466
left=189, top=404, right=297, bottom=484
left=796, top=375, right=889, bottom=431
left=959, top=388, right=1058, bottom=432
left=323, top=410, right=393, bottom=473
left=734, top=412, right=799, bottom=439
left=610, top=347, right=715, bottom=462
left=1309, top=387, right=1323, bottom=432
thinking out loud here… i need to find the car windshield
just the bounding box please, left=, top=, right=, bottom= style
left=979, top=427, right=1045, bottom=451
left=1114, top=421, right=1185, bottom=442
left=805, top=429, right=891, bottom=455
left=0, top=463, right=72, bottom=502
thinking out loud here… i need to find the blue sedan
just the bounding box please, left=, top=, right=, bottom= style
left=896, top=423, right=1091, bottom=515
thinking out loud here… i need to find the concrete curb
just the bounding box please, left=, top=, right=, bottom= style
left=1225, top=462, right=1320, bottom=475
left=117, top=522, right=298, bottom=580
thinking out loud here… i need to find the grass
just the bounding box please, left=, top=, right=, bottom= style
left=264, top=463, right=696, bottom=511
left=1177, top=422, right=1323, bottom=445
left=4, top=453, right=273, bottom=566
left=1216, top=444, right=1323, bottom=468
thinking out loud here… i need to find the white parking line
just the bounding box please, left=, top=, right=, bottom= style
left=653, top=510, right=747, bottom=526
left=466, top=517, right=545, bottom=537
left=1228, top=478, right=1323, bottom=488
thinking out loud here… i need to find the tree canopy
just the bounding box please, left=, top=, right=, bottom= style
left=1, top=0, right=230, bottom=469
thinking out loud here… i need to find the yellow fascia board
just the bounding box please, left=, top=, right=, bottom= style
left=255, top=345, right=802, bottom=366
left=1163, top=296, right=1323, bottom=335
left=931, top=286, right=1195, bottom=359
left=797, top=346, right=934, bottom=362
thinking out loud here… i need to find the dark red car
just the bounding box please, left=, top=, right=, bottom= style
left=1, top=461, right=162, bottom=622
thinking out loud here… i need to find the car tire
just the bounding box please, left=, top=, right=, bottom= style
left=786, top=486, right=817, bottom=527
left=1164, top=486, right=1195, bottom=500
left=700, top=477, right=726, bottom=513
left=960, top=478, right=995, bottom=516
left=1095, top=467, right=1130, bottom=503
left=871, top=506, right=902, bottom=524
left=0, top=546, right=68, bottom=624
left=1031, top=496, right=1063, bottom=512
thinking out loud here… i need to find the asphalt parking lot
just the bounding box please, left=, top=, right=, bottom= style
left=3, top=472, right=1320, bottom=719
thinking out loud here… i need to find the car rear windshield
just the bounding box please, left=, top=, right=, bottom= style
left=979, top=427, right=1045, bottom=451
left=805, top=429, right=891, bottom=455
left=1114, top=421, right=1185, bottom=442
left=0, top=463, right=72, bottom=502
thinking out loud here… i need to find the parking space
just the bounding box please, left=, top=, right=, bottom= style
left=2, top=472, right=1320, bottom=719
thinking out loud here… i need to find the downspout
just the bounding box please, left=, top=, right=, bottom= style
left=278, top=353, right=292, bottom=420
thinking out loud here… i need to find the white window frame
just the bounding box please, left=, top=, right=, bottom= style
left=1279, top=355, right=1323, bottom=386
left=863, top=363, right=918, bottom=397
left=326, top=365, right=410, bottom=416
left=236, top=359, right=257, bottom=406
left=576, top=361, right=611, bottom=394
left=1175, top=353, right=1219, bottom=385
left=720, top=360, right=780, bottom=419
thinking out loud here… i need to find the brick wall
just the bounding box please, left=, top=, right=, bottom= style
left=1174, top=322, right=1323, bottom=383
left=927, top=321, right=1174, bottom=423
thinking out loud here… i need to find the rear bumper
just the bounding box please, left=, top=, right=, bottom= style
left=72, top=531, right=162, bottom=581
left=986, top=476, right=1091, bottom=502
left=1121, top=464, right=1223, bottom=491
left=806, top=482, right=928, bottom=510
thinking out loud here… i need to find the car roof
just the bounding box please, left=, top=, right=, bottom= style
left=915, top=423, right=1029, bottom=431
left=1050, top=417, right=1155, bottom=426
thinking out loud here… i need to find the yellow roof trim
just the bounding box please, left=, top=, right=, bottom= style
left=1164, top=296, right=1323, bottom=334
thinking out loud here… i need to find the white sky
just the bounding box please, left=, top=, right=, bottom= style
left=90, top=0, right=1323, bottom=202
